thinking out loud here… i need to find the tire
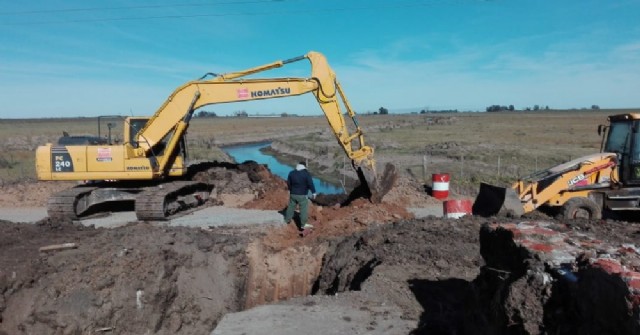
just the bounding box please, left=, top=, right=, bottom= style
left=561, top=197, right=602, bottom=220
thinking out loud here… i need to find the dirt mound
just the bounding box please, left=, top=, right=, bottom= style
left=314, top=217, right=483, bottom=320
left=0, top=219, right=252, bottom=334
left=189, top=161, right=270, bottom=195
left=187, top=160, right=288, bottom=209
left=384, top=174, right=442, bottom=207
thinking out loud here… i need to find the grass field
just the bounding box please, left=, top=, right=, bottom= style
left=1, top=109, right=637, bottom=194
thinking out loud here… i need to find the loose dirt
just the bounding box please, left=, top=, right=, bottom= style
left=0, top=161, right=638, bottom=334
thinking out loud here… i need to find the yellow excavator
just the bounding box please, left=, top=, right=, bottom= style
left=36, top=51, right=390, bottom=220
left=473, top=113, right=640, bottom=220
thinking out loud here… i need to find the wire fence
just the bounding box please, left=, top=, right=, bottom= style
left=415, top=154, right=572, bottom=196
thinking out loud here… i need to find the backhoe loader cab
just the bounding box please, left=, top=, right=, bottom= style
left=602, top=113, right=640, bottom=185
left=473, top=113, right=640, bottom=220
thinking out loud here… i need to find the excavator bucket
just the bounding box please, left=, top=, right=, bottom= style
left=472, top=183, right=524, bottom=217
left=355, top=162, right=398, bottom=203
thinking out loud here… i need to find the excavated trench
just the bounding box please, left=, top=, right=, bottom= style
left=0, top=216, right=484, bottom=334
left=2, top=217, right=640, bottom=334
left=2, top=161, right=639, bottom=334
left=245, top=218, right=640, bottom=335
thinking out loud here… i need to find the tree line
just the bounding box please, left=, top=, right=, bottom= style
left=486, top=104, right=601, bottom=112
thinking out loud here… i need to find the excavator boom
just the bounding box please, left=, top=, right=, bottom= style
left=133, top=51, right=382, bottom=200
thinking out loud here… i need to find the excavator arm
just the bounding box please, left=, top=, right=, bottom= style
left=134, top=51, right=380, bottom=198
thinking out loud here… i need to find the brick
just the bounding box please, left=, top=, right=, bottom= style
left=593, top=258, right=624, bottom=274
left=522, top=241, right=554, bottom=253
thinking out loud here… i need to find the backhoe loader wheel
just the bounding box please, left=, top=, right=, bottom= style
left=561, top=198, right=602, bottom=220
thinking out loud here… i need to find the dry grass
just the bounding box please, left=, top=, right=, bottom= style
left=0, top=118, right=98, bottom=183
left=1, top=109, right=637, bottom=194
left=278, top=109, right=638, bottom=194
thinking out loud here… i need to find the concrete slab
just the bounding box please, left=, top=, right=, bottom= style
left=211, top=297, right=414, bottom=335
left=169, top=206, right=283, bottom=229
left=0, top=207, right=48, bottom=223
left=408, top=206, right=443, bottom=218
left=75, top=212, right=137, bottom=228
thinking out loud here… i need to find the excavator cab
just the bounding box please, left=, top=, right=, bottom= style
left=126, top=117, right=150, bottom=148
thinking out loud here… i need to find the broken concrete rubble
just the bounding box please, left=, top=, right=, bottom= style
left=479, top=221, right=640, bottom=334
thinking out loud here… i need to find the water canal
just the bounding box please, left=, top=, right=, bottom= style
left=222, top=142, right=344, bottom=194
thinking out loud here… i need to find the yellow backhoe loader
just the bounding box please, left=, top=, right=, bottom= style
left=473, top=113, right=640, bottom=219
left=36, top=51, right=392, bottom=221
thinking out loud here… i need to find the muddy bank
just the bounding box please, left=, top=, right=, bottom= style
left=267, top=140, right=356, bottom=186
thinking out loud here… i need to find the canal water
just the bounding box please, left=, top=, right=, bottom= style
left=223, top=142, right=344, bottom=194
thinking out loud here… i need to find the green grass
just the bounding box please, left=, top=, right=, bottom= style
left=0, top=151, right=34, bottom=183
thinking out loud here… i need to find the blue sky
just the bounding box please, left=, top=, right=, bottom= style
left=1, top=0, right=639, bottom=118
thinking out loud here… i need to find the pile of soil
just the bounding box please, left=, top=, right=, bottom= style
left=0, top=219, right=251, bottom=334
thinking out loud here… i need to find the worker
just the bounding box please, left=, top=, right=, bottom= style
left=283, top=162, right=317, bottom=230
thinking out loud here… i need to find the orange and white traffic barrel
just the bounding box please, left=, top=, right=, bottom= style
left=443, top=199, right=472, bottom=219
left=431, top=173, right=450, bottom=199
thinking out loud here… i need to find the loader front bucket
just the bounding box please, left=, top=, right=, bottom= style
left=355, top=162, right=398, bottom=204
left=472, top=182, right=524, bottom=217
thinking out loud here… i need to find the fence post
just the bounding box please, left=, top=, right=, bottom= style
left=422, top=155, right=427, bottom=183
left=498, top=156, right=501, bottom=177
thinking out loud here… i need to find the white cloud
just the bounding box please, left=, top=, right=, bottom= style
left=335, top=39, right=640, bottom=111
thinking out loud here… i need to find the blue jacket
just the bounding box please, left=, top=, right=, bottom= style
left=287, top=168, right=316, bottom=196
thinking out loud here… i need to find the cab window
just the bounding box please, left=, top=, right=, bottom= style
left=605, top=122, right=631, bottom=154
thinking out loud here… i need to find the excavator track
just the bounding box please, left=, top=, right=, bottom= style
left=47, top=186, right=98, bottom=220
left=135, top=181, right=212, bottom=221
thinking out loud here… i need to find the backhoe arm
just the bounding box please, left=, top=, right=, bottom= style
left=135, top=51, right=375, bottom=180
